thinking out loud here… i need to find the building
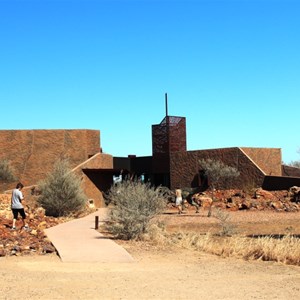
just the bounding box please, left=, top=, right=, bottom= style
left=1, top=115, right=300, bottom=208
left=0, top=129, right=112, bottom=207
left=114, top=114, right=300, bottom=191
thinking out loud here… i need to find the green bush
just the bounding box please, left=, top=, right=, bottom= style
left=37, top=158, right=86, bottom=217
left=107, top=180, right=169, bottom=240
left=199, top=158, right=240, bottom=190
left=0, top=159, right=16, bottom=182
left=199, top=158, right=240, bottom=217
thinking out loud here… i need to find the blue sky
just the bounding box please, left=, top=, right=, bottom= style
left=0, top=0, right=299, bottom=163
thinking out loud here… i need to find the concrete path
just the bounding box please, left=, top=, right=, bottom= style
left=44, top=209, right=134, bottom=263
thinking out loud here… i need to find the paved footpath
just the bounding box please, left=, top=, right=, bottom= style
left=44, top=208, right=134, bottom=263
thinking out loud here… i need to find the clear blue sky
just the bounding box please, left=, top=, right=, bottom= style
left=1, top=0, right=299, bottom=164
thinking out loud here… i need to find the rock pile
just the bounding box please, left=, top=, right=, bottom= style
left=0, top=194, right=94, bottom=257
left=192, top=187, right=300, bottom=212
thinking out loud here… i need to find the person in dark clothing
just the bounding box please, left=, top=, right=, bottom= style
left=199, top=169, right=209, bottom=191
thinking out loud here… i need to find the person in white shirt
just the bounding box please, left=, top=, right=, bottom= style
left=11, top=182, right=28, bottom=230
left=175, top=187, right=183, bottom=214
left=113, top=169, right=123, bottom=185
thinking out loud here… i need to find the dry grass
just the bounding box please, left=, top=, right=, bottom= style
left=106, top=209, right=300, bottom=267
left=141, top=224, right=300, bottom=266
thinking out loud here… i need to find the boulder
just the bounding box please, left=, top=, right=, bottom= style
left=238, top=200, right=252, bottom=210
left=270, top=200, right=284, bottom=211
left=43, top=244, right=56, bottom=253
left=288, top=186, right=300, bottom=203
left=0, top=248, right=6, bottom=257
left=254, top=188, right=274, bottom=200
left=193, top=194, right=213, bottom=208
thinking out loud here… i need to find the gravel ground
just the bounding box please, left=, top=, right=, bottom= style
left=1, top=210, right=300, bottom=300
left=161, top=209, right=300, bottom=235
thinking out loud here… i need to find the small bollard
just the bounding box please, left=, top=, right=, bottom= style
left=95, top=216, right=99, bottom=230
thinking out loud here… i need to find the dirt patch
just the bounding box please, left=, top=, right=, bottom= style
left=1, top=209, right=300, bottom=300
left=1, top=246, right=300, bottom=300
left=161, top=208, right=300, bottom=236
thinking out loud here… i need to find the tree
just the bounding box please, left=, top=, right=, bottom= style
left=106, top=180, right=169, bottom=240
left=288, top=149, right=300, bottom=168
left=37, top=158, right=86, bottom=217
left=0, top=159, right=16, bottom=182
left=199, top=158, right=240, bottom=217
left=288, top=161, right=300, bottom=168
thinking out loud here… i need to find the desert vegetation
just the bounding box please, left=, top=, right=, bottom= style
left=37, top=158, right=86, bottom=217
left=104, top=178, right=300, bottom=267
left=287, top=149, right=300, bottom=168
left=289, top=161, right=300, bottom=168
left=1, top=156, right=299, bottom=267
left=169, top=231, right=300, bottom=266
left=106, top=180, right=170, bottom=240
left=0, top=159, right=16, bottom=182
left=198, top=158, right=240, bottom=190
left=130, top=211, right=300, bottom=267
left=198, top=158, right=240, bottom=216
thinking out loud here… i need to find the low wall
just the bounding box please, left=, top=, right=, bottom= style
left=262, top=176, right=300, bottom=191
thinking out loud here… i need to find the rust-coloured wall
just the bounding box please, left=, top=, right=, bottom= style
left=168, top=116, right=186, bottom=153
left=240, top=147, right=282, bottom=176
left=170, top=147, right=266, bottom=190
left=0, top=130, right=100, bottom=192
left=152, top=116, right=186, bottom=155
left=282, top=165, right=300, bottom=177
left=73, top=153, right=113, bottom=207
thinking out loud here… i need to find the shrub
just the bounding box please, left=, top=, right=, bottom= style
left=106, top=180, right=169, bottom=240
left=0, top=159, right=16, bottom=182
left=212, top=208, right=236, bottom=236
left=199, top=158, right=240, bottom=190
left=37, top=158, right=86, bottom=217
left=199, top=158, right=240, bottom=216
left=288, top=160, right=300, bottom=168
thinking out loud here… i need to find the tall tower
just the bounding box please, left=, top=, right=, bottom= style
left=151, top=93, right=187, bottom=186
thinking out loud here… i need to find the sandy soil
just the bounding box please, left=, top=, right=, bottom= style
left=1, top=210, right=300, bottom=300
left=1, top=248, right=300, bottom=300
left=162, top=209, right=300, bottom=236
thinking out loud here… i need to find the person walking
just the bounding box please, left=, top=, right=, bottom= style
left=11, top=182, right=29, bottom=230
left=175, top=187, right=183, bottom=214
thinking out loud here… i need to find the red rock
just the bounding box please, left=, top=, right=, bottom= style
left=254, top=188, right=274, bottom=200
left=0, top=248, right=6, bottom=257
left=270, top=201, right=284, bottom=210
left=42, top=244, right=56, bottom=253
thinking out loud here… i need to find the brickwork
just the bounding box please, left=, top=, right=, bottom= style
left=0, top=129, right=101, bottom=191
left=170, top=147, right=267, bottom=190
left=240, top=147, right=282, bottom=176
left=72, top=153, right=113, bottom=207
left=282, top=165, right=300, bottom=177
left=152, top=116, right=186, bottom=155
left=1, top=122, right=295, bottom=207
left=168, top=116, right=186, bottom=153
